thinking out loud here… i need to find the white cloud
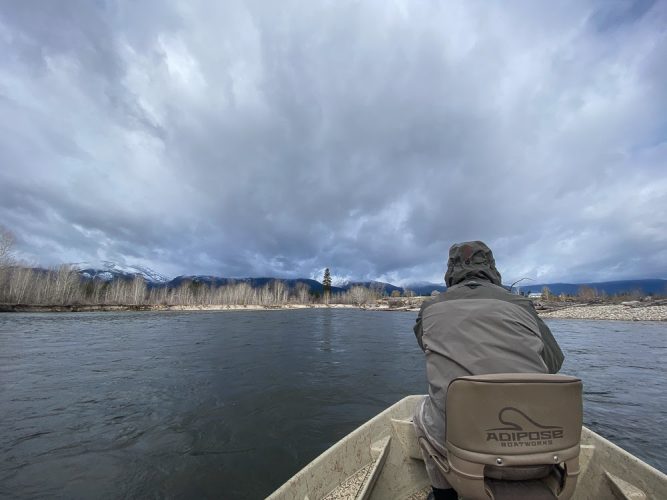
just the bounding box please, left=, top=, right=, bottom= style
left=0, top=0, right=665, bottom=284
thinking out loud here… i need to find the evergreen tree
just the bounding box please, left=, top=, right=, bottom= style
left=322, top=268, right=332, bottom=293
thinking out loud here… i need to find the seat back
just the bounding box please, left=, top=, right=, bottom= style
left=443, top=373, right=582, bottom=499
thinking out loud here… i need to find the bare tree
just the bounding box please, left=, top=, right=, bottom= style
left=129, top=276, right=147, bottom=305
left=0, top=225, right=16, bottom=268
left=348, top=286, right=368, bottom=305
left=577, top=285, right=597, bottom=302
left=294, top=282, right=311, bottom=304
left=4, top=267, right=32, bottom=303
left=344, top=285, right=381, bottom=306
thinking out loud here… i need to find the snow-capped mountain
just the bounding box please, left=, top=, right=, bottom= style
left=309, top=269, right=352, bottom=288
left=170, top=275, right=335, bottom=292
left=402, top=281, right=448, bottom=295
left=72, top=261, right=170, bottom=284
left=331, top=276, right=351, bottom=287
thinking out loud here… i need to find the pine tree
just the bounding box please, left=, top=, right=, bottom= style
left=322, top=268, right=332, bottom=294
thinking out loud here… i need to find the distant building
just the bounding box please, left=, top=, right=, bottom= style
left=528, top=292, right=542, bottom=299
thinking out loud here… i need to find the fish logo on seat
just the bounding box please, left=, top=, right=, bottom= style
left=485, top=407, right=564, bottom=447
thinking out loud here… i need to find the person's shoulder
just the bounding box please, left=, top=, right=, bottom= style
left=420, top=295, right=439, bottom=310
left=481, top=283, right=535, bottom=305
left=420, top=289, right=451, bottom=312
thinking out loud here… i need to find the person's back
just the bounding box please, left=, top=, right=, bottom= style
left=413, top=241, right=564, bottom=500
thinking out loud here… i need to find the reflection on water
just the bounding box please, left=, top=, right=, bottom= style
left=0, top=311, right=665, bottom=498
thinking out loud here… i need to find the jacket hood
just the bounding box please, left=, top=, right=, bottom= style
left=444, top=241, right=502, bottom=287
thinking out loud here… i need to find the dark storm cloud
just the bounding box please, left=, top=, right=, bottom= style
left=1, top=0, right=665, bottom=284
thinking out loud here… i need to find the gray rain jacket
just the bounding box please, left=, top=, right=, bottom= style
left=414, top=241, right=564, bottom=450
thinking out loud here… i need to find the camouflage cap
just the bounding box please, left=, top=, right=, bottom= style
left=444, top=241, right=502, bottom=287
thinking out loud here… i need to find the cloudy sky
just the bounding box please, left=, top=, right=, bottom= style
left=0, top=0, right=665, bottom=285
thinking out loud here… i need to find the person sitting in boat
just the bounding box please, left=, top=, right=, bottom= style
left=413, top=240, right=564, bottom=500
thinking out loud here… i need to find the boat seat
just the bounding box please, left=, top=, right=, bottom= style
left=441, top=373, right=583, bottom=500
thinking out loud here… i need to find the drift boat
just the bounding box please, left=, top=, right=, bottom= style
left=268, top=395, right=667, bottom=500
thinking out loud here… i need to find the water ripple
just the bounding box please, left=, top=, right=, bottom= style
left=0, top=311, right=665, bottom=498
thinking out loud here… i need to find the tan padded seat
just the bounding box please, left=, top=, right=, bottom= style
left=441, top=373, right=583, bottom=500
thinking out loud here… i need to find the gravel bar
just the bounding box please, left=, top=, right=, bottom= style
left=539, top=304, right=667, bottom=321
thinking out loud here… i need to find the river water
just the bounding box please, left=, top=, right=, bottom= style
left=0, top=310, right=665, bottom=499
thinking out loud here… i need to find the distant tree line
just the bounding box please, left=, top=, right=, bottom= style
left=535, top=285, right=664, bottom=302
left=0, top=228, right=386, bottom=308
left=0, top=265, right=386, bottom=307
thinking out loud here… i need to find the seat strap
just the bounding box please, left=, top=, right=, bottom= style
left=418, top=437, right=451, bottom=476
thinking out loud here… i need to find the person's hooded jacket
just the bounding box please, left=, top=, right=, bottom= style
left=414, top=241, right=564, bottom=448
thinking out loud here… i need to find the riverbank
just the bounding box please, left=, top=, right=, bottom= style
left=0, top=303, right=362, bottom=313
left=2, top=300, right=667, bottom=321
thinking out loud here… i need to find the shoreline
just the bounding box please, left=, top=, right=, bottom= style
left=537, top=303, right=667, bottom=321
left=0, top=303, right=363, bottom=313
left=1, top=302, right=666, bottom=321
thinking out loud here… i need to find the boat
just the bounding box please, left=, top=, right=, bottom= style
left=268, top=395, right=667, bottom=500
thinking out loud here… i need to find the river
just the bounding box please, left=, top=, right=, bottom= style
left=0, top=310, right=665, bottom=498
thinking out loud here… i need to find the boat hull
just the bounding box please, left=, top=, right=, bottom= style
left=268, top=395, right=667, bottom=500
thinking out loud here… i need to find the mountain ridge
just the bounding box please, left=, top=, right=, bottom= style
left=68, top=263, right=666, bottom=297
